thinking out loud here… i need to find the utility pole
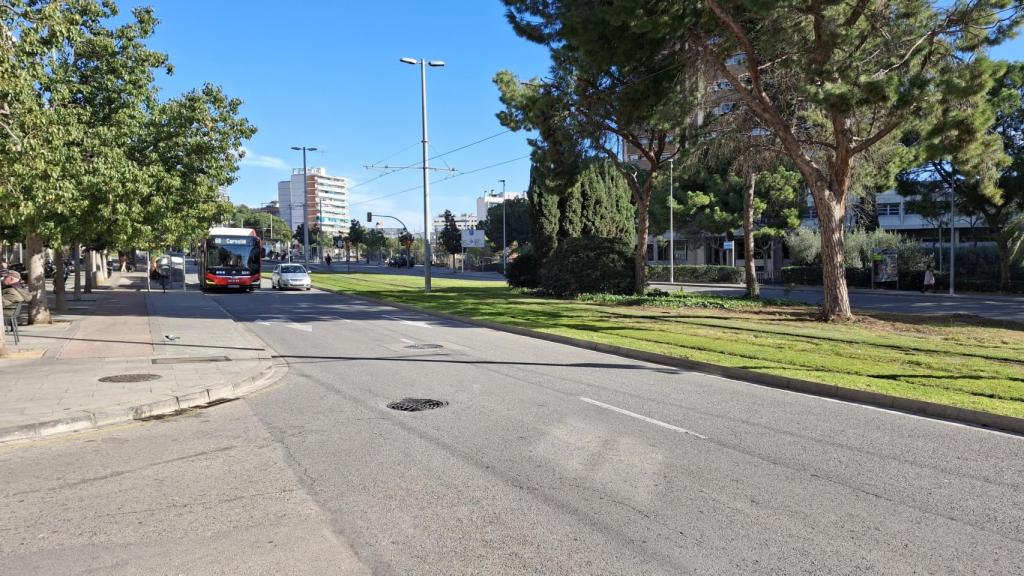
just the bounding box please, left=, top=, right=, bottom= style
left=290, top=146, right=318, bottom=263
left=401, top=57, right=445, bottom=292
left=499, top=179, right=507, bottom=275
left=669, top=158, right=675, bottom=284
left=949, top=189, right=956, bottom=295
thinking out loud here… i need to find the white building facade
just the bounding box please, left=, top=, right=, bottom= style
left=277, top=167, right=350, bottom=237
left=432, top=212, right=479, bottom=235
left=476, top=191, right=525, bottom=222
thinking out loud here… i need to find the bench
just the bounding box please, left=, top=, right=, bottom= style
left=3, top=301, right=23, bottom=345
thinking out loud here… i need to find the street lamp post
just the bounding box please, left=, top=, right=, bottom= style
left=290, top=146, right=317, bottom=263
left=401, top=57, right=445, bottom=293
left=499, top=179, right=507, bottom=275
left=669, top=158, right=674, bottom=284
left=949, top=190, right=956, bottom=295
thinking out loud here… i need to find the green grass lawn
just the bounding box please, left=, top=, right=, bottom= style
left=312, top=272, right=1024, bottom=419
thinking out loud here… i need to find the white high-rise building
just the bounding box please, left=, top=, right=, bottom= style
left=277, top=167, right=350, bottom=237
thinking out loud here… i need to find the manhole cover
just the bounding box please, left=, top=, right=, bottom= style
left=386, top=398, right=448, bottom=412
left=404, top=344, right=443, bottom=350
left=98, top=373, right=162, bottom=383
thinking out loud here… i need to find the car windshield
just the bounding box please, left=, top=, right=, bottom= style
left=280, top=265, right=306, bottom=274
left=206, top=237, right=259, bottom=270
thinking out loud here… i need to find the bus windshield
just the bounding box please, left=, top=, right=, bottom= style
left=206, top=237, right=260, bottom=270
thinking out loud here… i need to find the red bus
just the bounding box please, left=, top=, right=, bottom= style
left=198, top=227, right=262, bottom=292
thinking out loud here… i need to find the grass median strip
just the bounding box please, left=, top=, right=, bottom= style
left=312, top=272, right=1024, bottom=419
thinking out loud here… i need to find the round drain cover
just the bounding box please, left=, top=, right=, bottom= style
left=98, top=373, right=162, bottom=383
left=405, top=344, right=443, bottom=350
left=387, top=398, right=448, bottom=412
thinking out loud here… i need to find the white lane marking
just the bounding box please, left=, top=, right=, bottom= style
left=341, top=318, right=354, bottom=323
left=580, top=397, right=707, bottom=440
left=383, top=315, right=432, bottom=328
left=701, top=373, right=1021, bottom=439
left=256, top=320, right=312, bottom=332
left=400, top=338, right=415, bottom=343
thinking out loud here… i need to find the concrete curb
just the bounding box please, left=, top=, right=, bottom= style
left=318, top=286, right=1024, bottom=436
left=0, top=358, right=288, bottom=444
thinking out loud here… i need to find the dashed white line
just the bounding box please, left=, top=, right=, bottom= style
left=580, top=397, right=707, bottom=439
left=400, top=338, right=415, bottom=343
left=383, top=315, right=432, bottom=328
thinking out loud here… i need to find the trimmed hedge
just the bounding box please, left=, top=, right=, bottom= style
left=541, top=236, right=634, bottom=296
left=647, top=265, right=745, bottom=284
left=506, top=253, right=540, bottom=288
left=780, top=265, right=1024, bottom=293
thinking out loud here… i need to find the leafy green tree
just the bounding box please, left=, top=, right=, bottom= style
left=576, top=160, right=635, bottom=242
left=698, top=0, right=1022, bottom=319
left=437, top=210, right=463, bottom=269
left=498, top=0, right=702, bottom=293
left=526, top=164, right=565, bottom=263
left=365, top=229, right=387, bottom=264
left=482, top=197, right=530, bottom=254
left=226, top=205, right=291, bottom=245
left=899, top=62, right=1024, bottom=291
left=346, top=219, right=365, bottom=260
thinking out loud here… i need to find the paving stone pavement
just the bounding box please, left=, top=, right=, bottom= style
left=0, top=272, right=280, bottom=443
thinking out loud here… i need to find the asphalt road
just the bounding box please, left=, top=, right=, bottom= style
left=1, top=283, right=1023, bottom=575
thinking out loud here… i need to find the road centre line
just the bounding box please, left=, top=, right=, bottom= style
left=580, top=397, right=706, bottom=440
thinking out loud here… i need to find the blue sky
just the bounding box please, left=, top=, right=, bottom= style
left=122, top=1, right=1022, bottom=233
left=122, top=0, right=551, bottom=232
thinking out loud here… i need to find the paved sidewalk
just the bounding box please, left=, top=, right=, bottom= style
left=0, top=272, right=282, bottom=443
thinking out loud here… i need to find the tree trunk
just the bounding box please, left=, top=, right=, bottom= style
left=743, top=173, right=759, bottom=298
left=996, top=235, right=1012, bottom=293
left=633, top=197, right=651, bottom=295
left=73, top=244, right=82, bottom=300
left=54, top=246, right=67, bottom=312
left=26, top=234, right=51, bottom=325
left=85, top=250, right=94, bottom=292
left=816, top=200, right=853, bottom=321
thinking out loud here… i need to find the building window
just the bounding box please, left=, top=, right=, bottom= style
left=877, top=202, right=900, bottom=216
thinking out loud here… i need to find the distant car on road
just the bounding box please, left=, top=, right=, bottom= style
left=271, top=264, right=311, bottom=291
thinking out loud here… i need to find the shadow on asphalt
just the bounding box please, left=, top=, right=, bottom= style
left=271, top=354, right=682, bottom=374
left=18, top=334, right=265, bottom=352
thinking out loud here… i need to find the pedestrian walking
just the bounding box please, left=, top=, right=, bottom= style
left=922, top=265, right=936, bottom=293
left=325, top=253, right=332, bottom=267
left=119, top=255, right=128, bottom=272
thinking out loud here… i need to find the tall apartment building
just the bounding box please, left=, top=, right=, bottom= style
left=277, top=167, right=350, bottom=237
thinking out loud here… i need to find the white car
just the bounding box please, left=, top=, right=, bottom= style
left=272, top=264, right=311, bottom=291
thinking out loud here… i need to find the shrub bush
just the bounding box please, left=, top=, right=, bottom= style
left=646, top=265, right=745, bottom=283
left=506, top=252, right=540, bottom=289
left=540, top=236, right=634, bottom=296
left=780, top=266, right=871, bottom=288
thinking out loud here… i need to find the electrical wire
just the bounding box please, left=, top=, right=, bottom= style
left=349, top=154, right=530, bottom=207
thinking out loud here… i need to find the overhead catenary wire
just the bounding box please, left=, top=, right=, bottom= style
left=349, top=154, right=530, bottom=208
left=350, top=129, right=514, bottom=190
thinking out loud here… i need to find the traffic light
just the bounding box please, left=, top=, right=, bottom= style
left=367, top=212, right=373, bottom=222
